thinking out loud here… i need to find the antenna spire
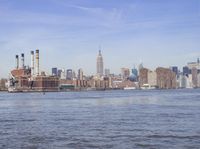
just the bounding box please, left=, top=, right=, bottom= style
left=98, top=45, right=102, bottom=55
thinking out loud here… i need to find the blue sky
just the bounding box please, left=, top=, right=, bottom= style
left=0, top=0, right=200, bottom=77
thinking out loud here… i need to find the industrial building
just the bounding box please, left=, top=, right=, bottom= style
left=8, top=49, right=59, bottom=92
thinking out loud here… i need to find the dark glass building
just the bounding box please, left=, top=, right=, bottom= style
left=171, top=66, right=178, bottom=75
left=183, top=66, right=190, bottom=75
left=52, top=67, right=58, bottom=76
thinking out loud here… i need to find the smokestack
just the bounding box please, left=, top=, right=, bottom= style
left=21, top=53, right=24, bottom=69
left=15, top=55, right=19, bottom=69
left=35, top=49, right=39, bottom=76
left=31, top=51, right=34, bottom=76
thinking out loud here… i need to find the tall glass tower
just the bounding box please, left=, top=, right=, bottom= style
left=96, top=50, right=104, bottom=76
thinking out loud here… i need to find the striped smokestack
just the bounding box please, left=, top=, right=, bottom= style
left=21, top=53, right=24, bottom=69
left=15, top=55, right=19, bottom=69
left=31, top=51, right=34, bottom=76
left=35, top=49, right=39, bottom=76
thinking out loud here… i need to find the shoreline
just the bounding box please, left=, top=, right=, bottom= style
left=3, top=87, right=200, bottom=93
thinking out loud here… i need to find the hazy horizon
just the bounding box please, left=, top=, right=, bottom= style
left=0, top=0, right=200, bottom=78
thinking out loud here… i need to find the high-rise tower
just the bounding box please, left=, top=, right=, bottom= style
left=96, top=50, right=104, bottom=76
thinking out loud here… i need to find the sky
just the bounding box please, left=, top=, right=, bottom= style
left=0, top=0, right=200, bottom=78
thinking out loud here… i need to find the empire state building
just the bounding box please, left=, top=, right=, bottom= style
left=96, top=50, right=104, bottom=76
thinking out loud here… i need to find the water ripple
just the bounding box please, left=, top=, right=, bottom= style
left=0, top=89, right=200, bottom=148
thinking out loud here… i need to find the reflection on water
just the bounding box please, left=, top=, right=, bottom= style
left=0, top=89, right=200, bottom=148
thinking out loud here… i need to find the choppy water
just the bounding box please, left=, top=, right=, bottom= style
left=0, top=89, right=200, bottom=149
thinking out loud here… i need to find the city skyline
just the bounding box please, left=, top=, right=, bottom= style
left=0, top=0, right=200, bottom=78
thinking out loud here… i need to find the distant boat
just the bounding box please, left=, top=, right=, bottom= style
left=141, top=84, right=156, bottom=90
left=124, top=87, right=136, bottom=90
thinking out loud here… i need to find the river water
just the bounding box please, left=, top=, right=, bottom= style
left=0, top=89, right=200, bottom=149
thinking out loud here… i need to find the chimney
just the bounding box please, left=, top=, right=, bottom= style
left=35, top=49, right=39, bottom=76
left=21, top=53, right=24, bottom=69
left=15, top=55, right=19, bottom=69
left=31, top=51, right=34, bottom=76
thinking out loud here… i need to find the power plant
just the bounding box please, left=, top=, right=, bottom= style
left=8, top=49, right=59, bottom=92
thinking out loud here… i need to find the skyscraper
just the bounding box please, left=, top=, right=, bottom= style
left=105, top=69, right=110, bottom=77
left=129, top=67, right=138, bottom=81
left=121, top=68, right=130, bottom=80
left=191, top=67, right=198, bottom=88
left=78, top=68, right=83, bottom=80
left=57, top=69, right=62, bottom=78
left=96, top=50, right=104, bottom=76
left=170, top=66, right=178, bottom=75
left=66, top=69, right=73, bottom=80
left=52, top=67, right=58, bottom=76
left=183, top=66, right=190, bottom=75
